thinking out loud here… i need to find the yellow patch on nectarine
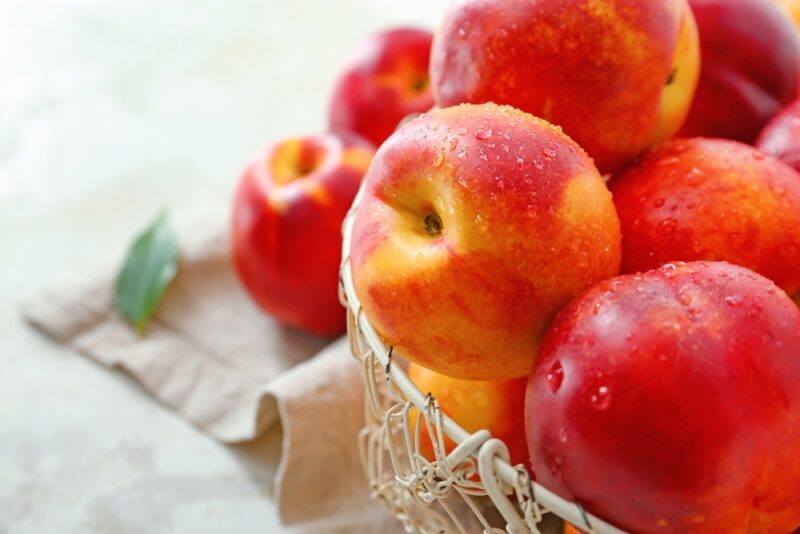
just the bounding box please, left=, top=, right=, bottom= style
left=271, top=139, right=306, bottom=185
left=653, top=4, right=701, bottom=144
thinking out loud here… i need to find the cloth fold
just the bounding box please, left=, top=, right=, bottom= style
left=21, top=230, right=393, bottom=530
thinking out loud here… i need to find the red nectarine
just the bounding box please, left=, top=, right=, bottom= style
left=329, top=27, right=434, bottom=148
left=430, top=0, right=700, bottom=174
left=610, top=137, right=800, bottom=298
left=231, top=132, right=373, bottom=335
left=756, top=99, right=800, bottom=173
left=681, top=0, right=800, bottom=142
left=526, top=261, right=800, bottom=532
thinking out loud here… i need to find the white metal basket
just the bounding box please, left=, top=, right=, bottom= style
left=339, top=183, right=626, bottom=534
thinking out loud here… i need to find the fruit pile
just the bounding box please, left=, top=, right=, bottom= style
left=231, top=0, right=800, bottom=532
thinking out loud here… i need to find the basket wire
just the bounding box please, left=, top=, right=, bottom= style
left=339, top=183, right=626, bottom=534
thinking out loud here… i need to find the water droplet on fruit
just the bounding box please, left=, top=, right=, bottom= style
left=458, top=27, right=467, bottom=38
left=476, top=128, right=493, bottom=140
left=433, top=152, right=444, bottom=167
left=685, top=168, right=705, bottom=186
left=516, top=157, right=524, bottom=166
left=672, top=142, right=690, bottom=155
left=558, top=427, right=568, bottom=444
left=653, top=198, right=666, bottom=208
left=659, top=218, right=677, bottom=235
left=657, top=156, right=680, bottom=166
left=725, top=295, right=744, bottom=307
left=678, top=290, right=692, bottom=306
left=771, top=182, right=787, bottom=197
left=549, top=455, right=564, bottom=480
left=542, top=147, right=558, bottom=158
left=590, top=386, right=612, bottom=410
left=546, top=360, right=564, bottom=393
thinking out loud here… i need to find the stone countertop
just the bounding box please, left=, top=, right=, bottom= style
left=0, top=1, right=445, bottom=531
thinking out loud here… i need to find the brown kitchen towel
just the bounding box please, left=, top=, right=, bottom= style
left=21, top=230, right=397, bottom=532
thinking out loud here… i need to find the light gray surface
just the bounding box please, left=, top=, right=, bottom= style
left=0, top=0, right=446, bottom=531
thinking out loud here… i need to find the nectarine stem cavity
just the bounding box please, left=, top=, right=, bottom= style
left=424, top=212, right=442, bottom=236
left=412, top=76, right=429, bottom=93
left=271, top=139, right=325, bottom=185
left=666, top=68, right=677, bottom=86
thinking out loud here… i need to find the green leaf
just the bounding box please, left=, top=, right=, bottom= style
left=115, top=211, right=179, bottom=333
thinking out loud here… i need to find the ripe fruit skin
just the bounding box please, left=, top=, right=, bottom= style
left=610, top=137, right=800, bottom=298
left=350, top=103, right=621, bottom=380
left=680, top=0, right=800, bottom=142
left=329, top=27, right=434, bottom=147
left=430, top=0, right=700, bottom=174
left=526, top=261, right=800, bottom=533
left=407, top=362, right=528, bottom=466
left=756, top=99, right=800, bottom=173
left=231, top=132, right=374, bottom=336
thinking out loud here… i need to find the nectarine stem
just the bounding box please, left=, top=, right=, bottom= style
left=424, top=212, right=442, bottom=236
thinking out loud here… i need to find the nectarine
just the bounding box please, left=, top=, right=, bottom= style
left=329, top=28, right=434, bottom=147
left=430, top=0, right=700, bottom=174
left=407, top=362, right=528, bottom=466
left=610, top=137, right=800, bottom=298
left=350, top=104, right=621, bottom=380
left=756, top=99, right=800, bottom=173
left=681, top=0, right=800, bottom=142
left=232, top=132, right=373, bottom=335
left=526, top=261, right=800, bottom=532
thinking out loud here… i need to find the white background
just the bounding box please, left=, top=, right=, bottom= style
left=0, top=0, right=448, bottom=532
